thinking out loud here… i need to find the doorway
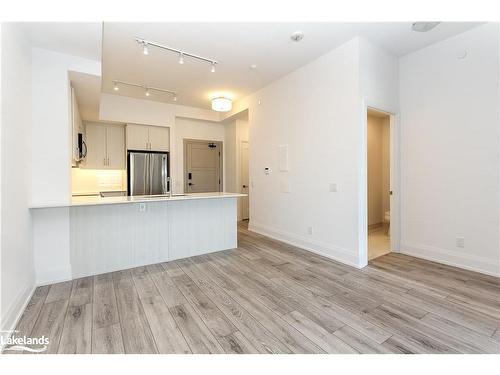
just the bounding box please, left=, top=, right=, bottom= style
left=240, top=140, right=250, bottom=220
left=367, top=109, right=392, bottom=260
left=184, top=139, right=223, bottom=193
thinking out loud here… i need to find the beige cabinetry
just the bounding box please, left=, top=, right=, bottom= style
left=82, top=123, right=125, bottom=169
left=126, top=124, right=169, bottom=151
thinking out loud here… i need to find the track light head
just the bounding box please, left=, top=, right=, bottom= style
left=145, top=89, right=150, bottom=97
left=178, top=53, right=184, bottom=65
left=113, top=82, right=119, bottom=91
left=173, top=94, right=178, bottom=102
left=142, top=42, right=149, bottom=55
left=211, top=62, right=216, bottom=73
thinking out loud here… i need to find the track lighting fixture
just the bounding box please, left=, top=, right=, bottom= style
left=112, top=80, right=177, bottom=101
left=135, top=37, right=218, bottom=72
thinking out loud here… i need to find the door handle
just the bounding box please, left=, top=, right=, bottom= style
left=188, top=182, right=194, bottom=186
left=389, top=190, right=393, bottom=195
left=242, top=185, right=247, bottom=188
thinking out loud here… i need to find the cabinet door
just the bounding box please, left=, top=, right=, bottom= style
left=83, top=124, right=106, bottom=169
left=126, top=124, right=149, bottom=151
left=105, top=125, right=125, bottom=169
left=148, top=126, right=170, bottom=151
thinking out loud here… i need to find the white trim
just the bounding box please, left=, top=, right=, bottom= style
left=249, top=221, right=360, bottom=269
left=401, top=241, right=500, bottom=277
left=0, top=284, right=35, bottom=352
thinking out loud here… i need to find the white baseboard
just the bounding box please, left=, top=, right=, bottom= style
left=248, top=221, right=360, bottom=268
left=0, top=283, right=35, bottom=352
left=401, top=241, right=500, bottom=277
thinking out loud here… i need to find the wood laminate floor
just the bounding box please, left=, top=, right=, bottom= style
left=6, top=222, right=500, bottom=354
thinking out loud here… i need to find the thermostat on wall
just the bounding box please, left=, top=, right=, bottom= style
left=264, top=167, right=271, bottom=175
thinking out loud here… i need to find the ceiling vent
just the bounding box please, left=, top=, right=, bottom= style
left=290, top=31, right=304, bottom=42
left=411, top=22, right=440, bottom=32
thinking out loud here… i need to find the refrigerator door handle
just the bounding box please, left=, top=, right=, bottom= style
left=149, top=154, right=154, bottom=195
left=161, top=155, right=168, bottom=194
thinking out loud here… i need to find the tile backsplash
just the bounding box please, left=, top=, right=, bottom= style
left=72, top=168, right=126, bottom=194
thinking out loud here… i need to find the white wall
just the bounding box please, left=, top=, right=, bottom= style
left=367, top=115, right=384, bottom=225
left=31, top=48, right=101, bottom=285
left=244, top=39, right=363, bottom=267
left=399, top=23, right=500, bottom=276
left=225, top=117, right=249, bottom=220
left=0, top=23, right=35, bottom=336
left=175, top=117, right=226, bottom=192
left=236, top=37, right=399, bottom=268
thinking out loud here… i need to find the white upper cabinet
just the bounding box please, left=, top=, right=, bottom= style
left=126, top=124, right=169, bottom=152
left=82, top=123, right=125, bottom=169
left=148, top=126, right=170, bottom=152
left=125, top=124, right=150, bottom=151
left=105, top=125, right=126, bottom=169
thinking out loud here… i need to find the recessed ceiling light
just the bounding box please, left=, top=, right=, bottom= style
left=249, top=64, right=257, bottom=70
left=411, top=22, right=440, bottom=32
left=290, top=31, right=304, bottom=42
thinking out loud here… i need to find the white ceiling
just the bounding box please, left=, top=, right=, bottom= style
left=69, top=71, right=101, bottom=122
left=21, top=22, right=102, bottom=61
left=101, top=22, right=481, bottom=109
left=21, top=22, right=482, bottom=110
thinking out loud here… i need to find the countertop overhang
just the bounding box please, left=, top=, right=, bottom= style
left=30, top=192, right=246, bottom=209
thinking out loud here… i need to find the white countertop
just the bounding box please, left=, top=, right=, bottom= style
left=30, top=192, right=246, bottom=209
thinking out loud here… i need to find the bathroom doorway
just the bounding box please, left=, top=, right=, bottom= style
left=367, top=109, right=392, bottom=260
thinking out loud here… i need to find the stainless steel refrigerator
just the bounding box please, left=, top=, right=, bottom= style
left=127, top=151, right=169, bottom=196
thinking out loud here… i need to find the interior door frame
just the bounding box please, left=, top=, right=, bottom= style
left=359, top=104, right=401, bottom=268
left=183, top=138, right=223, bottom=193
left=240, top=140, right=250, bottom=220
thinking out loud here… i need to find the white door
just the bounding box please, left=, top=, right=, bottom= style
left=148, top=126, right=170, bottom=151
left=185, top=140, right=222, bottom=193
left=126, top=124, right=149, bottom=151
left=105, top=125, right=125, bottom=169
left=240, top=141, right=249, bottom=220
left=83, top=124, right=106, bottom=168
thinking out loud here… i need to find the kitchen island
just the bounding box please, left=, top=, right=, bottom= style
left=31, top=192, right=245, bottom=283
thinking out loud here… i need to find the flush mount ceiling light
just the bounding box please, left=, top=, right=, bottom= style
left=112, top=80, right=177, bottom=101
left=211, top=97, right=232, bottom=112
left=411, top=22, right=440, bottom=32
left=135, top=37, right=218, bottom=72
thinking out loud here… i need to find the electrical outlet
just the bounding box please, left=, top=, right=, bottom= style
left=139, top=203, right=146, bottom=212
left=307, top=226, right=313, bottom=235
left=456, top=237, right=464, bottom=248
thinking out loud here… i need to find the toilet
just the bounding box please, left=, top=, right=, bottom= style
left=384, top=210, right=390, bottom=234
